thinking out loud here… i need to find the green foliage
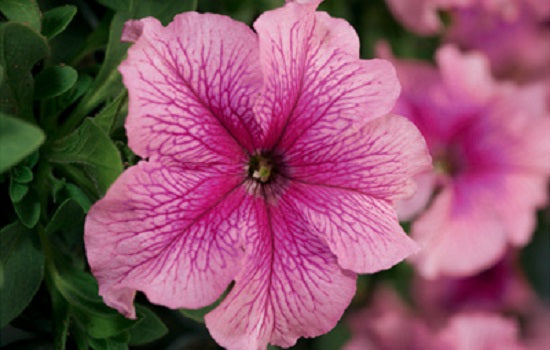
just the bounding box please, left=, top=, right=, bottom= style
left=128, top=306, right=168, bottom=345
left=0, top=222, right=44, bottom=327
left=41, top=5, right=77, bottom=39
left=0, top=0, right=41, bottom=31
left=93, top=92, right=128, bottom=135
left=0, top=2, right=190, bottom=345
left=0, top=113, right=44, bottom=174
left=34, top=65, right=78, bottom=100
left=48, top=118, right=123, bottom=197
left=0, top=22, right=49, bottom=120
left=64, top=0, right=198, bottom=133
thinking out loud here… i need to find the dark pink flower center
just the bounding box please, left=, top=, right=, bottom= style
left=433, top=144, right=466, bottom=177
left=248, top=151, right=282, bottom=184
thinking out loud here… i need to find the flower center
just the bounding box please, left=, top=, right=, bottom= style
left=433, top=144, right=465, bottom=177
left=248, top=152, right=276, bottom=183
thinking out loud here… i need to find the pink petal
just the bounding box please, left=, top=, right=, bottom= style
left=205, top=196, right=356, bottom=349
left=435, top=45, right=495, bottom=104
left=385, top=0, right=443, bottom=35
left=489, top=173, right=548, bottom=246
left=396, top=171, right=437, bottom=221
left=438, top=313, right=525, bottom=350
left=288, top=182, right=419, bottom=273
left=484, top=83, right=550, bottom=174
left=253, top=1, right=400, bottom=152
left=286, top=114, right=432, bottom=201
left=411, top=184, right=508, bottom=278
left=84, top=161, right=249, bottom=318
left=314, top=11, right=360, bottom=57
left=389, top=51, right=476, bottom=146
left=118, top=13, right=263, bottom=164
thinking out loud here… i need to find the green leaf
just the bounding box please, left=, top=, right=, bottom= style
left=48, top=118, right=122, bottom=197
left=50, top=285, right=70, bottom=350
left=0, top=222, right=45, bottom=327
left=41, top=5, right=77, bottom=39
left=41, top=73, right=93, bottom=124
left=53, top=268, right=137, bottom=339
left=0, top=0, right=41, bottom=31
left=0, top=22, right=49, bottom=120
left=89, top=337, right=128, bottom=350
left=46, top=199, right=84, bottom=236
left=93, top=92, right=127, bottom=135
left=34, top=65, right=78, bottom=100
left=128, top=305, right=168, bottom=345
left=64, top=183, right=92, bottom=212
left=0, top=113, right=45, bottom=174
left=72, top=307, right=136, bottom=339
left=13, top=188, right=41, bottom=228
left=9, top=179, right=28, bottom=203
left=45, top=199, right=86, bottom=268
left=11, top=166, right=33, bottom=183
left=63, top=0, right=197, bottom=133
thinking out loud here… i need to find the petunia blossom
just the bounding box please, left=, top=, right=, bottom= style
left=446, top=0, right=550, bottom=82
left=385, top=0, right=550, bottom=82
left=83, top=1, right=431, bottom=348
left=344, top=286, right=527, bottom=350
left=390, top=45, right=550, bottom=278
left=412, top=253, right=535, bottom=321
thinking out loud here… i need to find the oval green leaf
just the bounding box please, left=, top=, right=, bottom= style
left=34, top=65, right=78, bottom=100
left=0, top=222, right=45, bottom=327
left=41, top=5, right=77, bottom=39
left=0, top=113, right=45, bottom=174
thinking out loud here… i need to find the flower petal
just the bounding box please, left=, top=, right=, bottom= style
left=396, top=172, right=437, bottom=221
left=84, top=162, right=250, bottom=318
left=411, top=185, right=508, bottom=278
left=205, top=196, right=356, bottom=349
left=253, top=1, right=400, bottom=152
left=288, top=183, right=419, bottom=273
left=286, top=114, right=431, bottom=201
left=438, top=313, right=525, bottom=350
left=436, top=45, right=495, bottom=105
left=385, top=0, right=443, bottom=35
left=119, top=13, right=263, bottom=164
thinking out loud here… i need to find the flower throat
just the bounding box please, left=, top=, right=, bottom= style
left=248, top=152, right=278, bottom=184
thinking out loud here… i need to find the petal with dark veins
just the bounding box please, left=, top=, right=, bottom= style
left=85, top=161, right=250, bottom=318
left=119, top=13, right=263, bottom=164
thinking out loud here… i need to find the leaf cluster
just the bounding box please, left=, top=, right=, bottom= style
left=0, top=1, right=197, bottom=348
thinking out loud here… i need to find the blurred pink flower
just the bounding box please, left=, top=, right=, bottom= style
left=391, top=45, right=550, bottom=278
left=345, top=286, right=526, bottom=350
left=386, top=0, right=550, bottom=82
left=438, top=313, right=526, bottom=350
left=412, top=254, right=536, bottom=322
left=447, top=1, right=550, bottom=82
left=345, top=287, right=437, bottom=350
left=83, top=0, right=430, bottom=348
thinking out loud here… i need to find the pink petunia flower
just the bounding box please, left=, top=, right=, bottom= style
left=83, top=0, right=431, bottom=348
left=344, top=286, right=527, bottom=350
left=390, top=45, right=550, bottom=278
left=437, top=313, right=526, bottom=350
left=344, top=286, right=437, bottom=350
left=446, top=0, right=550, bottom=82
left=412, top=253, right=536, bottom=323
left=386, top=0, right=550, bottom=82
